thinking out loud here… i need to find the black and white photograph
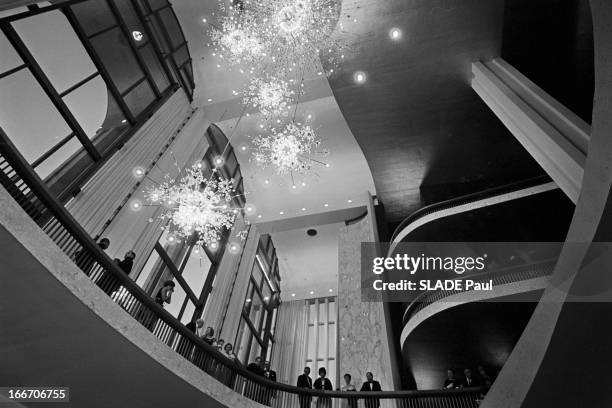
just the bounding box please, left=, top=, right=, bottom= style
left=0, top=0, right=611, bottom=407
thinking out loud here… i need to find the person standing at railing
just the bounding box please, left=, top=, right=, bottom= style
left=72, top=237, right=110, bottom=277
left=262, top=361, right=277, bottom=406
left=463, top=368, right=481, bottom=388
left=177, top=318, right=204, bottom=360
left=313, top=367, right=333, bottom=408
left=297, top=367, right=313, bottom=408
left=138, top=280, right=174, bottom=332
left=359, top=372, right=381, bottom=408
left=96, top=250, right=135, bottom=297
left=220, top=342, right=238, bottom=388
left=443, top=369, right=461, bottom=389
left=245, top=356, right=265, bottom=404
left=340, top=373, right=357, bottom=408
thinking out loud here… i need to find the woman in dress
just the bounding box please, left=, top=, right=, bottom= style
left=341, top=373, right=358, bottom=408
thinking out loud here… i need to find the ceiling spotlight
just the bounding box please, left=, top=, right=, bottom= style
left=324, top=203, right=329, bottom=207
left=301, top=181, right=306, bottom=186
left=329, top=288, right=333, bottom=292
left=354, top=71, right=367, bottom=84
left=121, top=119, right=127, bottom=124
left=209, top=241, right=219, bottom=250
left=245, top=205, right=254, bottom=213
left=132, top=166, right=145, bottom=179
left=213, top=156, right=225, bottom=167
left=257, top=214, right=262, bottom=219
left=130, top=199, right=143, bottom=211
left=389, top=27, right=402, bottom=40
left=132, top=31, right=144, bottom=41
left=279, top=211, right=284, bottom=215
left=207, top=98, right=213, bottom=102
left=348, top=199, right=353, bottom=203
left=325, top=163, right=331, bottom=168
left=310, top=290, right=314, bottom=295
left=264, top=179, right=270, bottom=184
left=301, top=207, right=306, bottom=211
left=228, top=241, right=240, bottom=254
left=202, top=18, right=207, bottom=23
left=292, top=184, right=297, bottom=189
left=291, top=293, right=296, bottom=297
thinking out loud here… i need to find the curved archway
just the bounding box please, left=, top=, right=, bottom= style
left=482, top=1, right=612, bottom=405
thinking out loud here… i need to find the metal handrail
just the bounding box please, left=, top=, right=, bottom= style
left=0, top=127, right=485, bottom=405
left=390, top=175, right=554, bottom=243
left=403, top=259, right=556, bottom=325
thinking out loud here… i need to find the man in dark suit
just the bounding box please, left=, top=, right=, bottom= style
left=262, top=361, right=277, bottom=406
left=297, top=367, right=312, bottom=408
left=360, top=372, right=382, bottom=408
left=463, top=368, right=481, bottom=388
left=245, top=356, right=265, bottom=403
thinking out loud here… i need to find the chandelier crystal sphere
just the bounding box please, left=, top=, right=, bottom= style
left=244, top=76, right=294, bottom=119
left=146, top=164, right=239, bottom=247
left=251, top=122, right=327, bottom=175
left=210, top=0, right=345, bottom=77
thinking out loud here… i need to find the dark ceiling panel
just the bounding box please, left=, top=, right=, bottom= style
left=329, top=0, right=591, bottom=222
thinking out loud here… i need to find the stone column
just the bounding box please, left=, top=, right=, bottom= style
left=337, top=193, right=396, bottom=405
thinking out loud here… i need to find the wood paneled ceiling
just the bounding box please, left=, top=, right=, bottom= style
left=329, top=0, right=546, bottom=222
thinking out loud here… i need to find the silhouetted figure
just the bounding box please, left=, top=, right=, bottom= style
left=97, top=250, right=135, bottom=296
left=139, top=280, right=174, bottom=332
left=297, top=367, right=313, bottom=408
left=177, top=318, right=204, bottom=360
left=262, top=361, right=277, bottom=406
left=341, top=373, right=357, bottom=408
left=463, top=368, right=481, bottom=387
left=444, top=369, right=461, bottom=389
left=360, top=372, right=382, bottom=408
left=477, top=365, right=494, bottom=388
left=245, top=356, right=265, bottom=403
left=74, top=237, right=110, bottom=276
left=314, top=367, right=333, bottom=408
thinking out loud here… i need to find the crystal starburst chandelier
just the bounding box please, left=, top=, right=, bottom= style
left=244, top=76, right=294, bottom=119
left=146, top=164, right=239, bottom=247
left=251, top=122, right=327, bottom=176
left=210, top=0, right=346, bottom=78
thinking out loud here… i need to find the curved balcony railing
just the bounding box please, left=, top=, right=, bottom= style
left=0, top=127, right=485, bottom=407
left=390, top=175, right=555, bottom=244
left=402, top=259, right=556, bottom=327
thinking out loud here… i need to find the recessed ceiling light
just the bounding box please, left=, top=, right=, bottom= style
left=132, top=31, right=143, bottom=41
left=348, top=199, right=353, bottom=203
left=207, top=98, right=213, bottom=102
left=202, top=18, right=207, bottom=23
left=354, top=71, right=367, bottom=84
left=279, top=211, right=284, bottom=215
left=264, top=179, right=270, bottom=184
left=329, top=288, right=333, bottom=292
left=291, top=293, right=296, bottom=297
left=325, top=163, right=330, bottom=168
left=324, top=203, right=329, bottom=207
left=310, top=290, right=314, bottom=295
left=292, top=184, right=297, bottom=189
left=301, top=181, right=306, bottom=186
left=301, top=207, right=306, bottom=211
left=389, top=27, right=402, bottom=40
left=257, top=214, right=262, bottom=219
left=121, top=119, right=127, bottom=124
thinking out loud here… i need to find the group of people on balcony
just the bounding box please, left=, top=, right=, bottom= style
left=443, top=366, right=494, bottom=389
left=297, top=367, right=383, bottom=408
